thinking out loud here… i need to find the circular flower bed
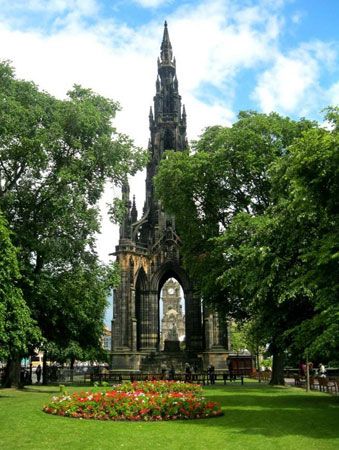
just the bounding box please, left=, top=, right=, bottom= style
left=43, top=380, right=223, bottom=421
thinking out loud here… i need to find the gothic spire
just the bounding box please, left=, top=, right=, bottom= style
left=120, top=179, right=131, bottom=240
left=131, top=195, right=138, bottom=223
left=160, top=20, right=173, bottom=64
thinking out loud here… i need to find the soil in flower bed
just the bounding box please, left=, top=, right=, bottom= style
left=43, top=381, right=223, bottom=421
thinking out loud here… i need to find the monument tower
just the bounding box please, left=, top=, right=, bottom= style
left=111, top=22, right=229, bottom=370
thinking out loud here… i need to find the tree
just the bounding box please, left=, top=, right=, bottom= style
left=155, top=111, right=317, bottom=384
left=0, top=211, right=41, bottom=386
left=216, top=211, right=316, bottom=384
left=0, top=61, right=146, bottom=375
left=268, top=107, right=339, bottom=365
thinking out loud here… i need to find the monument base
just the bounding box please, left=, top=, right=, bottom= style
left=164, top=340, right=180, bottom=352
left=111, top=351, right=146, bottom=371
left=202, top=349, right=229, bottom=370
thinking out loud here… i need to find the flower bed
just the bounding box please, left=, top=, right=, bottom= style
left=43, top=381, right=223, bottom=421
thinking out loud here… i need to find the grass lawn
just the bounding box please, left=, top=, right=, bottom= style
left=0, top=381, right=338, bottom=450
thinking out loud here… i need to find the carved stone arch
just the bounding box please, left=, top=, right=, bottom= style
left=135, top=265, right=148, bottom=290
left=150, top=260, right=192, bottom=295
left=150, top=261, right=203, bottom=352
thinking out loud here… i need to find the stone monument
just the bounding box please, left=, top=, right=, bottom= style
left=111, top=22, right=230, bottom=371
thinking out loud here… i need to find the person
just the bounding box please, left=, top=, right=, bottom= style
left=185, top=363, right=191, bottom=382
left=36, top=364, right=42, bottom=384
left=160, top=363, right=167, bottom=378
left=208, top=364, right=215, bottom=385
left=169, top=365, right=175, bottom=381
left=319, top=363, right=326, bottom=377
left=299, top=361, right=305, bottom=376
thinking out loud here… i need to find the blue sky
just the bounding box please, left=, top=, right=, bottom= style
left=0, top=1, right=338, bottom=325
left=1, top=0, right=338, bottom=138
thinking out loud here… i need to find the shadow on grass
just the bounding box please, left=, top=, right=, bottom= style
left=190, top=387, right=339, bottom=440
left=210, top=393, right=339, bottom=410
left=21, top=387, right=61, bottom=394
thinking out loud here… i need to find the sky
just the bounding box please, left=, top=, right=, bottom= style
left=1, top=0, right=338, bottom=267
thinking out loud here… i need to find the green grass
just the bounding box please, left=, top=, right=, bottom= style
left=0, top=382, right=338, bottom=450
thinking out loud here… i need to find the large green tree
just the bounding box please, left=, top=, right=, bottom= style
left=0, top=61, right=146, bottom=379
left=217, top=108, right=339, bottom=382
left=0, top=211, right=41, bottom=386
left=155, top=111, right=318, bottom=384
left=268, top=108, right=339, bottom=365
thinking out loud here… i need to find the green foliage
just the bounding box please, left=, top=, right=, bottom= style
left=0, top=211, right=41, bottom=360
left=155, top=112, right=315, bottom=297
left=0, top=61, right=145, bottom=362
left=156, top=108, right=339, bottom=378
left=268, top=108, right=339, bottom=361
left=230, top=321, right=264, bottom=357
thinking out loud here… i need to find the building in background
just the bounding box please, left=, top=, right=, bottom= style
left=160, top=278, right=185, bottom=351
left=102, top=326, right=112, bottom=352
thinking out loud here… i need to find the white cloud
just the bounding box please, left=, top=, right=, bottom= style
left=132, top=0, right=170, bottom=8
left=252, top=41, right=336, bottom=116
left=291, top=12, right=302, bottom=24
left=253, top=53, right=318, bottom=113
left=328, top=82, right=339, bottom=106
left=0, top=0, right=99, bottom=15
left=169, top=0, right=282, bottom=93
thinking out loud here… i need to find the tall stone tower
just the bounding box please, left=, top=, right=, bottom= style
left=111, top=22, right=229, bottom=370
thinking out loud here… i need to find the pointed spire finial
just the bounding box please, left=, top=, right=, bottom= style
left=160, top=20, right=173, bottom=64
left=182, top=105, right=187, bottom=124
left=131, top=195, right=138, bottom=223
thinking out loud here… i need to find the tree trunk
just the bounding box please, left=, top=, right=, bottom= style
left=269, top=350, right=285, bottom=385
left=70, top=357, right=75, bottom=382
left=2, top=356, right=21, bottom=388
left=42, top=352, right=48, bottom=385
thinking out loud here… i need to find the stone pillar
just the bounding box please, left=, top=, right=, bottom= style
left=149, top=290, right=159, bottom=350
left=185, top=291, right=203, bottom=352
left=112, top=269, right=131, bottom=351
left=212, top=311, right=225, bottom=349
left=138, top=288, right=149, bottom=350
left=203, top=308, right=214, bottom=351
left=202, top=309, right=229, bottom=370
left=130, top=288, right=137, bottom=351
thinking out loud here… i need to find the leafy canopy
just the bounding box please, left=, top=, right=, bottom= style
left=0, top=61, right=146, bottom=361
